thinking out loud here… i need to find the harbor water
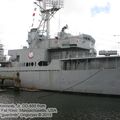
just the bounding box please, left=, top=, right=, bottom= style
left=0, top=89, right=120, bottom=120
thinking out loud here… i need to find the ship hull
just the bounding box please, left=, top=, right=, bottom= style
left=0, top=68, right=120, bottom=95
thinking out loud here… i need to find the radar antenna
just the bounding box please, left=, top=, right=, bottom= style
left=33, top=0, right=64, bottom=38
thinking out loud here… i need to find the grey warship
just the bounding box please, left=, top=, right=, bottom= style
left=0, top=0, right=120, bottom=95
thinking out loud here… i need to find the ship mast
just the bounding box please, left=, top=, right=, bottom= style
left=34, top=0, right=64, bottom=39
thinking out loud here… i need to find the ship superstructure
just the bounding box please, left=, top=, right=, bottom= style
left=0, top=44, right=6, bottom=62
left=0, top=0, right=120, bottom=95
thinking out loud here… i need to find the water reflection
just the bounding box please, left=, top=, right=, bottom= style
left=0, top=89, right=120, bottom=120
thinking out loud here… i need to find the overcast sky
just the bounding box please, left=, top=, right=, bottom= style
left=0, top=0, right=120, bottom=55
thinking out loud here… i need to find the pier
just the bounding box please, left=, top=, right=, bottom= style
left=0, top=72, right=21, bottom=90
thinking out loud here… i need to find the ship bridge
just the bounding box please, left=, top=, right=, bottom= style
left=49, top=34, right=95, bottom=50
left=48, top=33, right=96, bottom=61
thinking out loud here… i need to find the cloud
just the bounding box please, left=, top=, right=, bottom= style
left=91, top=2, right=111, bottom=16
left=0, top=0, right=119, bottom=53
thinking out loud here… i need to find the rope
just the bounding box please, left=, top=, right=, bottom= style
left=62, top=69, right=102, bottom=91
left=38, top=69, right=102, bottom=99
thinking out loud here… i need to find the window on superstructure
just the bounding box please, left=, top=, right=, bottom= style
left=25, top=62, right=36, bottom=67
left=16, top=55, right=20, bottom=62
left=83, top=37, right=90, bottom=40
left=31, top=62, right=34, bottom=66
left=38, top=61, right=48, bottom=66
left=26, top=62, right=29, bottom=67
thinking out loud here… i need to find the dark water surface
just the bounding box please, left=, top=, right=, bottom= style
left=0, top=89, right=120, bottom=120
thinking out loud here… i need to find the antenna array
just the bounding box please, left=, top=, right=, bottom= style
left=45, top=0, right=64, bottom=8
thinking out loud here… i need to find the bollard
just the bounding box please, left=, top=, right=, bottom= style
left=14, top=72, right=21, bottom=91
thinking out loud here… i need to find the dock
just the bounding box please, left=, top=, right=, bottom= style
left=0, top=72, right=21, bottom=90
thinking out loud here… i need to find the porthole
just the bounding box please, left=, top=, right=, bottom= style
left=26, top=62, right=29, bottom=67
left=31, top=62, right=34, bottom=66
